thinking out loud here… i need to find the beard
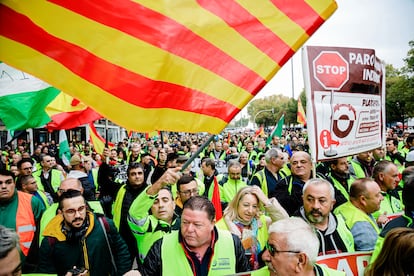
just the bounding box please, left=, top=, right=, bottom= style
left=68, top=217, right=85, bottom=229
left=306, top=209, right=324, bottom=224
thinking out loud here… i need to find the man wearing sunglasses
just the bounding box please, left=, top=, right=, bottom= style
left=38, top=190, right=131, bottom=275
left=261, top=217, right=344, bottom=275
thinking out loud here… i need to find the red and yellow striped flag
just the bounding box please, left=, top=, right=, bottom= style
left=0, top=0, right=337, bottom=134
left=88, top=123, right=115, bottom=154
left=297, top=97, right=307, bottom=126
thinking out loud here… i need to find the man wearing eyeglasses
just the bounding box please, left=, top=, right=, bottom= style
left=16, top=158, right=35, bottom=178
left=261, top=217, right=345, bottom=275
left=38, top=190, right=131, bottom=276
left=38, top=178, right=105, bottom=246
left=174, top=174, right=200, bottom=216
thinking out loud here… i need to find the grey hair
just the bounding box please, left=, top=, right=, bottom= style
left=0, top=225, right=20, bottom=258
left=265, top=148, right=282, bottom=163
left=268, top=217, right=319, bottom=264
left=302, top=178, right=335, bottom=200
left=227, top=160, right=241, bottom=170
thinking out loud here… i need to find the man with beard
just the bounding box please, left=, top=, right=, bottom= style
left=326, top=157, right=355, bottom=209
left=294, top=179, right=354, bottom=256
left=38, top=178, right=104, bottom=245
left=112, top=162, right=147, bottom=263
left=38, top=190, right=131, bottom=275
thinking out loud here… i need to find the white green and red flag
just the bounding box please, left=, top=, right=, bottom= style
left=0, top=62, right=102, bottom=130
left=58, top=129, right=71, bottom=166
left=0, top=62, right=60, bottom=130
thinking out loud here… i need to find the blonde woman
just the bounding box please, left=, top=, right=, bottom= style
left=216, top=186, right=288, bottom=269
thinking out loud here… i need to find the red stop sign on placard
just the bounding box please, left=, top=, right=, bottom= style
left=313, top=51, right=349, bottom=90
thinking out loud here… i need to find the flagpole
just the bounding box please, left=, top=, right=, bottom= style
left=180, top=134, right=215, bottom=173
left=291, top=58, right=295, bottom=99
left=160, top=131, right=164, bottom=148
left=104, top=118, right=109, bottom=147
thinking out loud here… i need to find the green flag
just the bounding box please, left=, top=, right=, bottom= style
left=59, top=130, right=71, bottom=166
left=266, top=114, right=285, bottom=146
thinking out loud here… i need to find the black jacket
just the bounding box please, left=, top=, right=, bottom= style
left=274, top=175, right=306, bottom=215
left=141, top=227, right=250, bottom=276
left=379, top=212, right=414, bottom=238
left=294, top=207, right=351, bottom=255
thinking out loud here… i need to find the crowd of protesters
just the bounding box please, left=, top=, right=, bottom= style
left=1, top=127, right=414, bottom=275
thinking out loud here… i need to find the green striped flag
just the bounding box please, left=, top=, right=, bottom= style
left=0, top=62, right=60, bottom=130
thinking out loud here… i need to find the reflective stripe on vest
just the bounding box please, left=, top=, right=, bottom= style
left=92, top=168, right=99, bottom=190
left=330, top=176, right=352, bottom=201
left=335, top=214, right=355, bottom=252
left=33, top=169, right=62, bottom=193
left=254, top=170, right=268, bottom=196
left=112, top=185, right=127, bottom=230
left=350, top=161, right=367, bottom=178
left=16, top=191, right=36, bottom=256
left=161, top=230, right=235, bottom=276
left=335, top=202, right=379, bottom=234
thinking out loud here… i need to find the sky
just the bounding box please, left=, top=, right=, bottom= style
left=256, top=0, right=414, bottom=101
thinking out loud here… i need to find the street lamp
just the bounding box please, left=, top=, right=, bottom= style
left=253, top=108, right=274, bottom=128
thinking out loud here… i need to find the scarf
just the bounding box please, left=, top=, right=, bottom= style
left=234, top=217, right=261, bottom=270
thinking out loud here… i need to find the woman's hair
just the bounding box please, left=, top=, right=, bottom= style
left=223, top=186, right=263, bottom=221
left=365, top=227, right=414, bottom=276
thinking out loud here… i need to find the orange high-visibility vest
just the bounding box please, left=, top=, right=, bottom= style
left=16, top=191, right=36, bottom=256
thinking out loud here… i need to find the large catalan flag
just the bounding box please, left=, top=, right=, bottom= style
left=0, top=0, right=337, bottom=134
